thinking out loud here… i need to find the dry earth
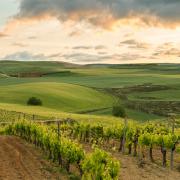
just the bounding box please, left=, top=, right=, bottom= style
left=0, top=136, right=180, bottom=180
left=0, top=136, right=68, bottom=180
left=82, top=143, right=180, bottom=180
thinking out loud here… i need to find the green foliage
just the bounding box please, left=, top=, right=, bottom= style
left=27, top=97, right=42, bottom=106
left=4, top=121, right=120, bottom=179
left=0, top=126, right=5, bottom=135
left=81, top=148, right=120, bottom=180
left=112, top=105, right=126, bottom=118
left=58, top=120, right=180, bottom=168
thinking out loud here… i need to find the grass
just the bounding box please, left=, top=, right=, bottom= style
left=0, top=61, right=79, bottom=75
left=0, top=102, right=124, bottom=126
left=0, top=82, right=114, bottom=113
left=44, top=71, right=180, bottom=88
left=0, top=61, right=180, bottom=122
left=126, top=108, right=163, bottom=122
left=88, top=107, right=162, bottom=122
left=128, top=89, right=180, bottom=101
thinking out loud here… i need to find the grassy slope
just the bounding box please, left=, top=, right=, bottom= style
left=44, top=68, right=180, bottom=88
left=0, top=61, right=180, bottom=87
left=0, top=82, right=114, bottom=113
left=0, top=102, right=123, bottom=126
left=88, top=107, right=162, bottom=122
left=0, top=61, right=180, bottom=122
left=128, top=89, right=180, bottom=101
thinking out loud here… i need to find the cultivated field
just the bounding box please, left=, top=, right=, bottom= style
left=0, top=61, right=180, bottom=180
left=0, top=61, right=180, bottom=121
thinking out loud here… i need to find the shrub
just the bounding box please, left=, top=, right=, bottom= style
left=112, top=105, right=126, bottom=118
left=27, top=97, right=42, bottom=106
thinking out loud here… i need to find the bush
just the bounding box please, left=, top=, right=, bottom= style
left=112, top=105, right=126, bottom=118
left=27, top=97, right=42, bottom=106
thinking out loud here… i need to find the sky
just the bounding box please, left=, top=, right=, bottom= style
left=0, top=0, right=180, bottom=64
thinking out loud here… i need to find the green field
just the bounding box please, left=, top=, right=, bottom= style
left=128, top=89, right=180, bottom=101
left=0, top=61, right=180, bottom=122
left=0, top=82, right=114, bottom=113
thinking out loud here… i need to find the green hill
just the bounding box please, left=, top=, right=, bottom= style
left=0, top=82, right=114, bottom=113
left=0, top=61, right=80, bottom=76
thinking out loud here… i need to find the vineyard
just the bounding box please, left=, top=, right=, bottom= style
left=1, top=121, right=120, bottom=179
left=0, top=115, right=180, bottom=179
left=0, top=109, right=48, bottom=122
left=53, top=119, right=180, bottom=168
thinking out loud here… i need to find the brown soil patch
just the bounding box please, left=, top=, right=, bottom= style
left=0, top=136, right=68, bottom=180
left=81, top=143, right=180, bottom=180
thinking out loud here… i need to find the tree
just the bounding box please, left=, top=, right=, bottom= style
left=112, top=105, right=126, bottom=118
left=27, top=97, right=42, bottom=106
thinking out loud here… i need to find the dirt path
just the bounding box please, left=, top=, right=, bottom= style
left=0, top=136, right=67, bottom=180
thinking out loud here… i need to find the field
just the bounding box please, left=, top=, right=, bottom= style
left=0, top=61, right=180, bottom=180
left=0, top=82, right=114, bottom=113
left=0, top=61, right=180, bottom=122
left=1, top=136, right=179, bottom=180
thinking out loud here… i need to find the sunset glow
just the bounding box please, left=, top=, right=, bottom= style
left=0, top=0, right=180, bottom=64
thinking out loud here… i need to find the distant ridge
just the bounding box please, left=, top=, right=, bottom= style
left=0, top=60, right=81, bottom=76
left=0, top=60, right=180, bottom=76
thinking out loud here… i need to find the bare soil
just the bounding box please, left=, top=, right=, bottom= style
left=0, top=136, right=180, bottom=180
left=82, top=143, right=180, bottom=180
left=116, top=152, right=180, bottom=180
left=0, top=136, right=68, bottom=180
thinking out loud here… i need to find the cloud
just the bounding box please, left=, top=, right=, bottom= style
left=2, top=50, right=178, bottom=64
left=121, top=39, right=137, bottom=45
left=120, top=39, right=150, bottom=49
left=154, top=48, right=180, bottom=57
left=0, top=33, right=8, bottom=38
left=62, top=51, right=146, bottom=63
left=62, top=52, right=111, bottom=63
left=153, top=43, right=180, bottom=57
left=1, top=51, right=49, bottom=61
left=94, top=45, right=106, bottom=50
left=73, top=46, right=93, bottom=50
left=1, top=51, right=110, bottom=63
left=11, top=0, right=179, bottom=28
left=28, top=36, right=37, bottom=39
left=112, top=53, right=146, bottom=61
left=72, top=45, right=107, bottom=50
left=68, top=30, right=82, bottom=37
left=47, top=53, right=62, bottom=58
left=12, top=42, right=28, bottom=47
left=98, top=51, right=108, bottom=55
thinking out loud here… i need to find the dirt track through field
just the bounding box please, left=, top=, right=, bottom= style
left=0, top=136, right=66, bottom=180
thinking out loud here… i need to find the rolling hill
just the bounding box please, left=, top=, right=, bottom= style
left=0, top=82, right=114, bottom=113
left=0, top=61, right=80, bottom=76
